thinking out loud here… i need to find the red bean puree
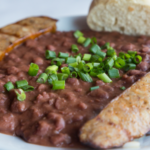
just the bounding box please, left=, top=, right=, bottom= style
left=0, top=31, right=149, bottom=148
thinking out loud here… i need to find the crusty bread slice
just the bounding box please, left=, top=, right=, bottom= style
left=87, top=0, right=150, bottom=35
left=0, top=16, right=57, bottom=60
left=80, top=72, right=150, bottom=149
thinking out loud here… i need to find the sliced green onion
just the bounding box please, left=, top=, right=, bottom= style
left=128, top=50, right=137, bottom=57
left=90, top=69, right=104, bottom=77
left=90, top=86, right=99, bottom=91
left=74, top=30, right=83, bottom=38
left=76, top=55, right=81, bottom=63
left=105, top=57, right=114, bottom=70
left=37, top=73, right=48, bottom=83
left=133, top=55, right=142, bottom=64
left=119, top=52, right=125, bottom=59
left=83, top=54, right=91, bottom=61
left=108, top=68, right=120, bottom=78
left=124, top=63, right=136, bottom=71
left=45, top=65, right=58, bottom=75
left=101, top=42, right=110, bottom=50
left=28, top=63, right=39, bottom=76
left=83, top=63, right=93, bottom=72
left=4, top=81, right=14, bottom=91
left=16, top=80, right=28, bottom=88
left=97, top=73, right=112, bottom=83
left=114, top=58, right=126, bottom=69
left=99, top=62, right=105, bottom=69
left=61, top=67, right=70, bottom=75
left=57, top=73, right=68, bottom=80
left=58, top=52, right=69, bottom=58
left=83, top=38, right=91, bottom=47
left=93, top=63, right=100, bottom=68
left=112, top=54, right=117, bottom=60
left=48, top=74, right=58, bottom=85
left=91, top=37, right=97, bottom=44
left=78, top=62, right=84, bottom=70
left=75, top=53, right=82, bottom=58
left=107, top=49, right=116, bottom=57
left=66, top=57, right=76, bottom=64
left=89, top=44, right=100, bottom=54
left=71, top=44, right=79, bottom=53
left=45, top=50, right=56, bottom=59
left=126, top=58, right=132, bottom=63
left=51, top=58, right=65, bottom=66
left=96, top=50, right=106, bottom=59
left=52, top=80, right=65, bottom=90
left=69, top=62, right=78, bottom=67
left=78, top=72, right=93, bottom=82
left=68, top=66, right=75, bottom=72
left=77, top=36, right=86, bottom=44
left=90, top=55, right=100, bottom=62
left=70, top=71, right=78, bottom=78
left=15, top=89, right=26, bottom=101
left=21, top=85, right=34, bottom=92
left=120, top=86, right=126, bottom=90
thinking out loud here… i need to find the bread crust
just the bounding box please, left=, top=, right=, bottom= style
left=80, top=72, right=150, bottom=149
left=0, top=16, right=57, bottom=60
left=87, top=0, right=150, bottom=35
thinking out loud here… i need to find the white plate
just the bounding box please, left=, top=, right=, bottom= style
left=0, top=15, right=150, bottom=150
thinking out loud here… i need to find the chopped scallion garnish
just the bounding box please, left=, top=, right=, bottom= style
left=16, top=80, right=28, bottom=88
left=133, top=55, right=142, bottom=64
left=77, top=36, right=86, bottom=44
left=51, top=58, right=65, bottom=66
left=120, top=86, right=126, bottom=90
left=108, top=68, right=120, bottom=78
left=89, top=44, right=100, bottom=54
left=83, top=63, right=93, bottom=73
left=45, top=50, right=56, bottom=59
left=58, top=52, right=69, bottom=58
left=37, top=73, right=48, bottom=83
left=4, top=81, right=14, bottom=91
left=97, top=73, right=112, bottom=83
left=45, top=65, right=58, bottom=75
left=48, top=74, right=58, bottom=85
left=71, top=44, right=79, bottom=53
left=70, top=71, right=78, bottom=78
left=66, top=57, right=76, bottom=64
left=83, top=38, right=91, bottom=47
left=114, top=58, right=126, bottom=69
left=57, top=73, right=69, bottom=80
left=28, top=63, right=39, bottom=76
left=74, top=30, right=83, bottom=38
left=83, top=54, right=92, bottom=61
left=21, top=85, right=34, bottom=92
left=124, top=63, right=136, bottom=71
left=78, top=72, right=93, bottom=82
left=90, top=86, right=99, bottom=91
left=96, top=50, right=106, bottom=59
left=15, top=89, right=26, bottom=101
left=61, top=67, right=70, bottom=75
left=52, top=80, right=65, bottom=90
left=69, top=62, right=78, bottom=67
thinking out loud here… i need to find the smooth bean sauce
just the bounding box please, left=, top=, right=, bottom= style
left=0, top=31, right=149, bottom=148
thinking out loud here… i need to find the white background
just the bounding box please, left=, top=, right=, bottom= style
left=0, top=0, right=92, bottom=28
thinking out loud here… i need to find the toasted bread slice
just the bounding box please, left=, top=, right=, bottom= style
left=80, top=72, right=150, bottom=149
left=87, top=0, right=150, bottom=35
left=0, top=16, right=57, bottom=60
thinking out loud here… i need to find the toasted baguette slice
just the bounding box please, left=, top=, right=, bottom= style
left=80, top=72, right=150, bottom=149
left=87, top=0, right=150, bottom=35
left=0, top=16, right=57, bottom=60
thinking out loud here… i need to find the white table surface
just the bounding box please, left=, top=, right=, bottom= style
left=0, top=0, right=92, bottom=28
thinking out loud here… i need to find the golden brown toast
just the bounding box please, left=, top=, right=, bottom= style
left=0, top=16, right=57, bottom=60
